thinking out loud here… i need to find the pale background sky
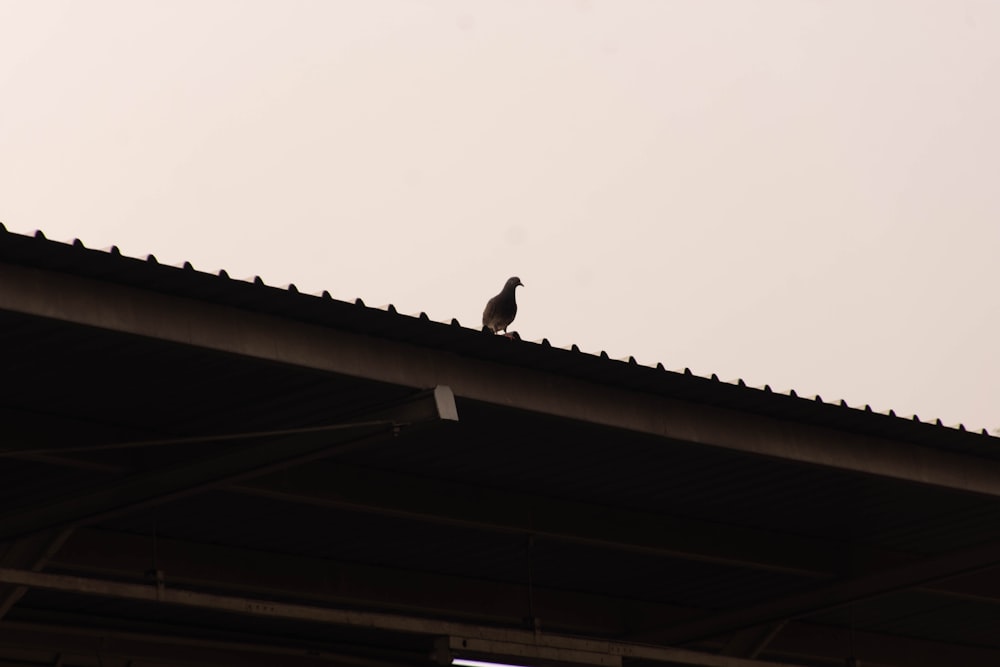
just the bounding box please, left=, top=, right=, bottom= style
left=2, top=0, right=998, bottom=432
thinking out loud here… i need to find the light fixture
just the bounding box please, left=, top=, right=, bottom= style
left=453, top=659, right=534, bottom=667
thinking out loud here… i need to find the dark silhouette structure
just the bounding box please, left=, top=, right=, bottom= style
left=0, top=225, right=999, bottom=667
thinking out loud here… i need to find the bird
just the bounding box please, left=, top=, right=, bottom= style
left=482, top=276, right=523, bottom=334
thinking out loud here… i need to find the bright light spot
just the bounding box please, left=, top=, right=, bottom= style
left=453, top=659, right=533, bottom=667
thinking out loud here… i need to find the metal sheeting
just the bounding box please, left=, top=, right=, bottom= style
left=0, top=225, right=994, bottom=450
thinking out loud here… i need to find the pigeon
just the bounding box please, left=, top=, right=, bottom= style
left=482, top=276, right=524, bottom=334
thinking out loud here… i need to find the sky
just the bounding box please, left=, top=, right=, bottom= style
left=2, top=0, right=999, bottom=432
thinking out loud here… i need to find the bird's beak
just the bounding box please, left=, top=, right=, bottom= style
left=517, top=280, right=524, bottom=287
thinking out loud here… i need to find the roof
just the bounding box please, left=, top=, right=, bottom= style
left=2, top=224, right=1000, bottom=667
left=0, top=224, right=991, bottom=442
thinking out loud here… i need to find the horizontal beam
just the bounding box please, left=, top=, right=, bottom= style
left=0, top=620, right=414, bottom=667
left=31, top=451, right=999, bottom=611
left=25, top=455, right=1000, bottom=610
left=768, top=620, right=1000, bottom=667
left=232, top=464, right=842, bottom=577
left=0, top=387, right=454, bottom=542
left=231, top=467, right=1000, bottom=610
left=2, top=617, right=989, bottom=667
left=443, top=634, right=797, bottom=667
left=30, top=530, right=1000, bottom=667
left=51, top=527, right=691, bottom=636
left=2, top=262, right=998, bottom=496
left=0, top=568, right=802, bottom=667
left=440, top=635, right=617, bottom=667
left=49, top=528, right=1000, bottom=665
left=636, top=535, right=1000, bottom=645
left=0, top=528, right=73, bottom=619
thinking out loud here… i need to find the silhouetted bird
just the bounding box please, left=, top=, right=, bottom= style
left=482, top=276, right=523, bottom=334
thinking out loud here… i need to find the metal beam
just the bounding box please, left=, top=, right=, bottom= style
left=22, top=455, right=1000, bottom=610
left=49, top=529, right=1000, bottom=663
left=0, top=529, right=73, bottom=619
left=16, top=427, right=1000, bottom=610
left=0, top=387, right=456, bottom=542
left=719, top=622, right=786, bottom=659
left=440, top=635, right=795, bottom=667
left=0, top=620, right=417, bottom=667
left=635, top=535, right=1000, bottom=645
left=767, top=620, right=1000, bottom=667
left=437, top=635, right=617, bottom=667
left=0, top=568, right=802, bottom=667
left=231, top=464, right=843, bottom=577
left=3, top=509, right=994, bottom=667
left=27, top=450, right=1000, bottom=611
left=7, top=618, right=992, bottom=667
left=51, top=527, right=690, bottom=636
left=442, top=634, right=793, bottom=667
left=1, top=262, right=998, bottom=497
left=231, top=469, right=1000, bottom=611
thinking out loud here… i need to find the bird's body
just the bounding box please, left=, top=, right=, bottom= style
left=482, top=276, right=523, bottom=334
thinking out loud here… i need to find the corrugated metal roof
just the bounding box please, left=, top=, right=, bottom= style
left=0, top=223, right=994, bottom=450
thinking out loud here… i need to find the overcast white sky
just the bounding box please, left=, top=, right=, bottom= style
left=2, top=0, right=998, bottom=431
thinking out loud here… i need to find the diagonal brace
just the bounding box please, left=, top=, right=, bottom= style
left=634, top=534, right=1000, bottom=646
left=0, top=386, right=457, bottom=543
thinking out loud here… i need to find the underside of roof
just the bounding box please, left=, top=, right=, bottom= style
left=1, top=225, right=999, bottom=667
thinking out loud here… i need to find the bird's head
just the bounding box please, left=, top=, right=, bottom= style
left=506, top=276, right=524, bottom=290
